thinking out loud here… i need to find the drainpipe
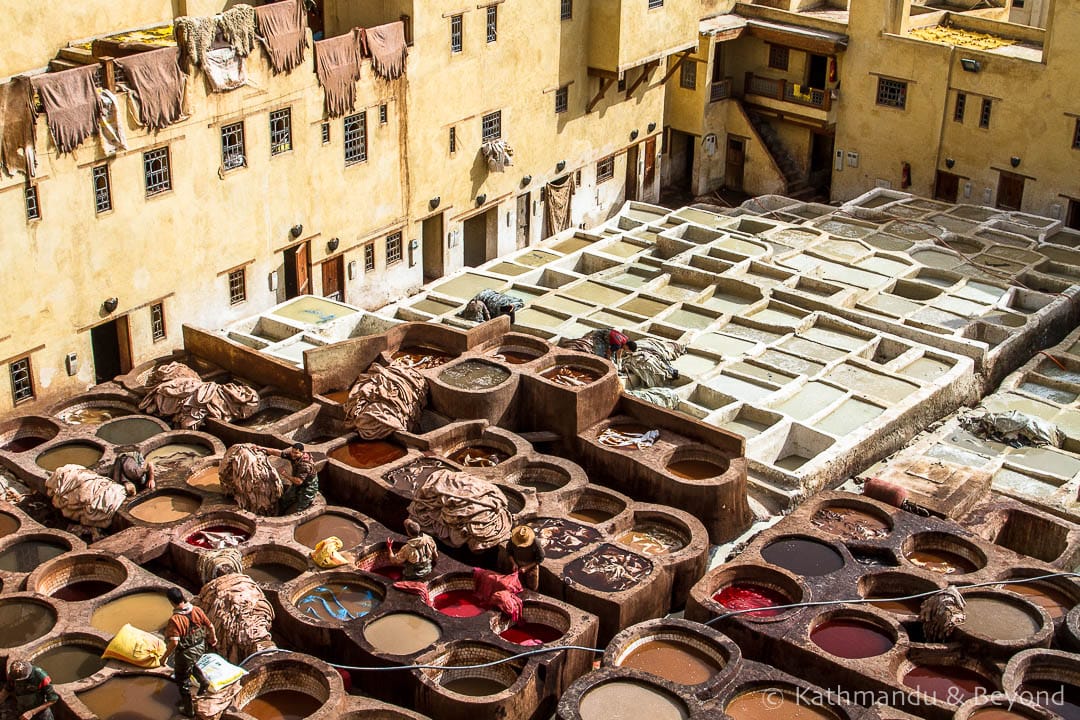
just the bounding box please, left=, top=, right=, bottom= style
left=933, top=45, right=957, bottom=195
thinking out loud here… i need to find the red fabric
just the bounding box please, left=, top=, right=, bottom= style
left=491, top=590, right=522, bottom=622
left=392, top=580, right=431, bottom=606
left=608, top=330, right=629, bottom=349
left=473, top=568, right=523, bottom=621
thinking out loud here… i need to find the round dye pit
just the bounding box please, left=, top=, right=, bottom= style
left=541, top=365, right=600, bottom=387
left=34, top=643, right=107, bottom=684
left=726, top=689, right=838, bottom=720
left=296, top=583, right=380, bottom=622
left=617, top=524, right=686, bottom=556
left=902, top=665, right=992, bottom=704
left=439, top=360, right=511, bottom=390
left=666, top=459, right=725, bottom=480
left=51, top=579, right=118, bottom=602
left=962, top=596, right=1041, bottom=641
left=811, top=506, right=890, bottom=541
left=78, top=674, right=181, bottom=720
left=36, top=443, right=103, bottom=471
left=146, top=443, right=211, bottom=483
left=91, top=591, right=173, bottom=634
left=244, top=690, right=324, bottom=720
left=1020, top=680, right=1080, bottom=720
left=970, top=706, right=1039, bottom=720
left=433, top=589, right=486, bottom=618
left=247, top=563, right=302, bottom=584
left=448, top=445, right=507, bottom=467
left=442, top=676, right=509, bottom=696
left=0, top=601, right=55, bottom=647
left=2, top=435, right=49, bottom=452
left=811, top=618, right=895, bottom=658
left=185, top=525, right=251, bottom=548
left=761, top=538, right=845, bottom=576
left=96, top=417, right=163, bottom=444
left=234, top=407, right=293, bottom=429
left=1001, top=582, right=1073, bottom=619
left=579, top=681, right=688, bottom=720
left=128, top=492, right=202, bottom=524
left=618, top=639, right=720, bottom=685
left=391, top=347, right=454, bottom=369
left=500, top=622, right=563, bottom=646
left=0, top=512, right=19, bottom=538
left=490, top=349, right=537, bottom=364
left=906, top=549, right=977, bottom=574
left=0, top=540, right=69, bottom=573
left=329, top=440, right=407, bottom=470
left=569, top=507, right=616, bottom=524
left=59, top=406, right=129, bottom=425
left=865, top=595, right=923, bottom=615
left=713, top=583, right=789, bottom=618
left=364, top=613, right=441, bottom=655
left=187, top=466, right=223, bottom=494
left=294, top=513, right=366, bottom=550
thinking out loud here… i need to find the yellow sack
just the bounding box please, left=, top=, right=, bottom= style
left=312, top=536, right=350, bottom=568
left=102, top=623, right=166, bottom=668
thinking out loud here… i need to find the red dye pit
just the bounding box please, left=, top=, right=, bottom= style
left=500, top=622, right=563, bottom=645
left=372, top=566, right=403, bottom=581
left=902, top=665, right=992, bottom=704
left=432, top=590, right=486, bottom=617
left=185, top=525, right=251, bottom=548
left=811, top=619, right=894, bottom=658
left=713, top=583, right=788, bottom=618
left=1021, top=681, right=1080, bottom=720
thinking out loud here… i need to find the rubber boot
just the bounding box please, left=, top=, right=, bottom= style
left=178, top=694, right=196, bottom=718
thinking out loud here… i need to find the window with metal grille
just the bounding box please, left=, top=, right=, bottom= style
left=555, top=86, right=568, bottom=114
left=954, top=92, right=966, bottom=123
left=228, top=268, right=246, bottom=305
left=596, top=156, right=614, bottom=183
left=92, top=165, right=112, bottom=214
left=344, top=112, right=367, bottom=165
left=386, top=232, right=403, bottom=265
left=450, top=14, right=462, bottom=53
left=875, top=78, right=907, bottom=109
left=980, top=98, right=992, bottom=129
left=143, top=147, right=172, bottom=196
left=680, top=60, right=697, bottom=90
left=1074, top=119, right=1080, bottom=149
left=364, top=242, right=375, bottom=271
left=561, top=0, right=572, bottom=20
left=270, top=108, right=292, bottom=155
left=449, top=126, right=457, bottom=154
left=648, top=0, right=663, bottom=8
left=221, top=121, right=245, bottom=170
left=768, top=45, right=789, bottom=70
left=486, top=6, right=497, bottom=42
left=24, top=184, right=39, bottom=221
left=10, top=357, right=33, bottom=404
left=321, top=122, right=330, bottom=145
left=379, top=104, right=387, bottom=124
left=150, top=302, right=166, bottom=342
left=481, top=111, right=501, bottom=141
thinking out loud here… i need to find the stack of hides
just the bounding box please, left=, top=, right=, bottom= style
left=115, top=48, right=185, bottom=130
left=254, top=0, right=309, bottom=74
left=197, top=573, right=275, bottom=664
left=481, top=139, right=514, bottom=173
left=616, top=337, right=684, bottom=389
left=314, top=30, right=362, bottom=117
left=174, top=5, right=256, bottom=92
left=138, top=362, right=259, bottom=430
left=361, top=22, right=408, bottom=80
left=218, top=444, right=285, bottom=515
left=32, top=65, right=101, bottom=154
left=407, top=469, right=511, bottom=552
left=343, top=363, right=427, bottom=439
left=46, top=465, right=128, bottom=528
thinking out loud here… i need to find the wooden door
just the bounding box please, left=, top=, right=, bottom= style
left=624, top=144, right=639, bottom=201
left=934, top=171, right=960, bottom=203
left=996, top=172, right=1025, bottom=211
left=516, top=193, right=530, bottom=248
left=284, top=242, right=311, bottom=298
left=322, top=256, right=344, bottom=301
left=422, top=213, right=445, bottom=281
left=644, top=137, right=656, bottom=187
left=1068, top=200, right=1080, bottom=231
left=725, top=137, right=745, bottom=191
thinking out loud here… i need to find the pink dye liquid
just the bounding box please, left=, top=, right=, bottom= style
left=714, top=583, right=788, bottom=618
left=433, top=590, right=485, bottom=617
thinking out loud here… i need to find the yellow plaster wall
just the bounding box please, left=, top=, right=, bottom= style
left=664, top=37, right=711, bottom=136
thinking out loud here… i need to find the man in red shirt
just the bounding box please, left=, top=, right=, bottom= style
left=162, top=588, right=218, bottom=718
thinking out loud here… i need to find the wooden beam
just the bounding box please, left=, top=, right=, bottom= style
left=659, top=51, right=691, bottom=85
left=587, top=66, right=619, bottom=80
left=587, top=77, right=613, bottom=113
left=625, top=59, right=659, bottom=99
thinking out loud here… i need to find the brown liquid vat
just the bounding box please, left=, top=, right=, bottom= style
left=902, top=531, right=987, bottom=576
left=26, top=552, right=128, bottom=601
left=416, top=642, right=528, bottom=718
left=232, top=655, right=342, bottom=720
left=953, top=589, right=1053, bottom=658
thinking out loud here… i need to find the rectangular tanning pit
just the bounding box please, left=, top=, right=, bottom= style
left=713, top=404, right=784, bottom=439
left=751, top=423, right=836, bottom=474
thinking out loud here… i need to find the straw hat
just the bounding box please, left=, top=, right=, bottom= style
left=511, top=525, right=535, bottom=547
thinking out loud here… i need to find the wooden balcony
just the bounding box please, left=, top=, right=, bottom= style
left=709, top=78, right=733, bottom=103
left=743, top=72, right=831, bottom=111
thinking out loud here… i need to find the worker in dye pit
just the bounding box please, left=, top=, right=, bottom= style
left=560, top=328, right=638, bottom=361
left=0, top=659, right=59, bottom=720
left=162, top=587, right=218, bottom=718
left=257, top=442, right=320, bottom=514
left=504, top=524, right=545, bottom=591
left=388, top=520, right=439, bottom=579
left=112, top=448, right=156, bottom=494
left=457, top=289, right=525, bottom=324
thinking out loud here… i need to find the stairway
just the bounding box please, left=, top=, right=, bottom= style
left=746, top=111, right=813, bottom=199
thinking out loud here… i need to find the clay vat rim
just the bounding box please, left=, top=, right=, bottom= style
left=325, top=436, right=410, bottom=471
left=94, top=414, right=170, bottom=442
left=361, top=611, right=445, bottom=656
left=489, top=599, right=573, bottom=639
left=177, top=510, right=258, bottom=538
left=575, top=677, right=691, bottom=718
left=511, top=460, right=575, bottom=490
left=293, top=510, right=370, bottom=548
left=663, top=445, right=732, bottom=481
left=707, top=562, right=809, bottom=623
left=29, top=552, right=128, bottom=600
left=1002, top=649, right=1080, bottom=695
left=953, top=694, right=1054, bottom=720
left=806, top=608, right=902, bottom=659
left=433, top=357, right=516, bottom=394
left=417, top=641, right=527, bottom=696
left=611, top=631, right=732, bottom=688
left=285, top=571, right=386, bottom=625
left=32, top=439, right=108, bottom=468
left=240, top=545, right=312, bottom=579
left=724, top=682, right=847, bottom=720
left=952, top=589, right=1053, bottom=648
left=809, top=497, right=897, bottom=535
left=26, top=631, right=111, bottom=686
left=900, top=531, right=988, bottom=575
left=49, top=394, right=140, bottom=420
left=0, top=595, right=59, bottom=649
left=0, top=531, right=76, bottom=563
left=897, top=653, right=1001, bottom=705
left=444, top=439, right=517, bottom=465
left=1000, top=568, right=1080, bottom=605
left=0, top=415, right=62, bottom=447
left=140, top=431, right=220, bottom=456
left=856, top=570, right=945, bottom=614
left=0, top=510, right=21, bottom=536
left=234, top=657, right=335, bottom=710
left=759, top=534, right=847, bottom=576
left=124, top=488, right=205, bottom=525
left=623, top=513, right=694, bottom=554
left=487, top=342, right=549, bottom=363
